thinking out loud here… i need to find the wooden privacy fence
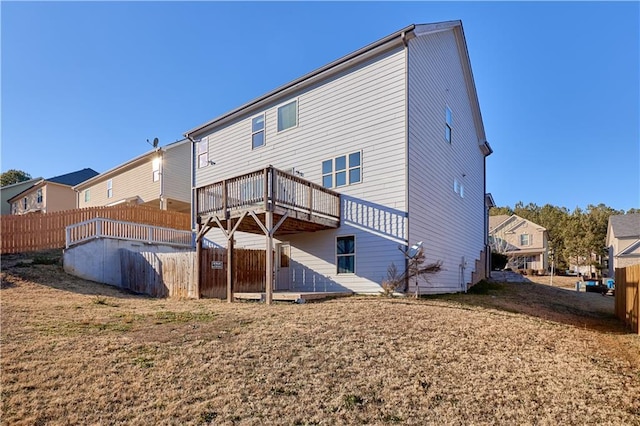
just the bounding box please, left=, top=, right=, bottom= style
left=1, top=205, right=191, bottom=254
left=117, top=247, right=266, bottom=299
left=615, top=264, right=640, bottom=334
left=200, top=247, right=266, bottom=298
left=120, top=250, right=196, bottom=298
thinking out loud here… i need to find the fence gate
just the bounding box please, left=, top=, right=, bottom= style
left=200, top=247, right=267, bottom=298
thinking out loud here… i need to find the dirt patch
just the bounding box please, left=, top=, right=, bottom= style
left=2, top=261, right=639, bottom=425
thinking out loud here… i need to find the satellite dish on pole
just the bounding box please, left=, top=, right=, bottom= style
left=407, top=241, right=423, bottom=259
left=153, top=137, right=159, bottom=148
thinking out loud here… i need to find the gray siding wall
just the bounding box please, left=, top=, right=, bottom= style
left=163, top=142, right=191, bottom=203
left=407, top=29, right=486, bottom=293
left=197, top=46, right=408, bottom=294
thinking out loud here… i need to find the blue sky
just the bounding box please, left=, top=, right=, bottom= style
left=2, top=1, right=638, bottom=212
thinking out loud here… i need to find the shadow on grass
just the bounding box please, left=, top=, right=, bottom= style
left=425, top=279, right=628, bottom=335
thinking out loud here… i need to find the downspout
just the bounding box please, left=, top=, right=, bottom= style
left=158, top=148, right=164, bottom=210
left=402, top=30, right=410, bottom=293
left=186, top=134, right=197, bottom=235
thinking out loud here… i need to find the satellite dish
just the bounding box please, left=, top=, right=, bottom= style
left=153, top=137, right=159, bottom=148
left=407, top=241, right=423, bottom=259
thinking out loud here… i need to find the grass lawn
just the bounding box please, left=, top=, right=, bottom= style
left=1, top=254, right=639, bottom=425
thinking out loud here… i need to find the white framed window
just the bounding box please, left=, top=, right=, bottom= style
left=197, top=138, right=209, bottom=169
left=152, top=158, right=160, bottom=182
left=84, top=190, right=90, bottom=203
left=453, top=178, right=464, bottom=198
left=277, top=100, right=297, bottom=132
left=22, top=197, right=27, bottom=210
left=322, top=151, right=362, bottom=188
left=336, top=235, right=355, bottom=274
left=520, top=234, right=531, bottom=246
left=251, top=114, right=265, bottom=149
left=107, top=179, right=113, bottom=199
left=12, top=203, right=17, bottom=214
left=445, top=106, right=452, bottom=143
left=36, top=189, right=43, bottom=203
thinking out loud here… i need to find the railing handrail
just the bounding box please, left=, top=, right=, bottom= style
left=196, top=166, right=341, bottom=220
left=66, top=217, right=194, bottom=249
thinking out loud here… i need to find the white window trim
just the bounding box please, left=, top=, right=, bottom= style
left=336, top=234, right=356, bottom=275
left=107, top=179, right=113, bottom=199
left=251, top=113, right=266, bottom=150
left=520, top=234, right=532, bottom=246
left=36, top=189, right=43, bottom=204
left=276, top=98, right=299, bottom=133
left=152, top=158, right=161, bottom=182
left=84, top=189, right=90, bottom=203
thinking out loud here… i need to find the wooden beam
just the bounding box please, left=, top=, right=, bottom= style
left=271, top=211, right=289, bottom=236
left=196, top=216, right=214, bottom=241
left=212, top=215, right=229, bottom=238
left=249, top=211, right=270, bottom=236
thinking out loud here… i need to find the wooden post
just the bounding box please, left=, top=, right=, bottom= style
left=195, top=220, right=202, bottom=299
left=265, top=210, right=274, bottom=305
left=227, top=218, right=234, bottom=303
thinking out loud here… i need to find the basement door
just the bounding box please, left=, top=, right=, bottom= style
left=275, top=242, right=291, bottom=291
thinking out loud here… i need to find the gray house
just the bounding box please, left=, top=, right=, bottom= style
left=187, top=21, right=492, bottom=295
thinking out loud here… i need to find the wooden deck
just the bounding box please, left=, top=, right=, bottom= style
left=196, top=166, right=341, bottom=236
left=233, top=291, right=353, bottom=303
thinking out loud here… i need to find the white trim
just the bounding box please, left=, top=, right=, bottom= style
left=106, top=179, right=113, bottom=199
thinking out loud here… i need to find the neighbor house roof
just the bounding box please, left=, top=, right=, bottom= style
left=0, top=177, right=43, bottom=190
left=609, top=213, right=640, bottom=239
left=489, top=215, right=511, bottom=231
left=184, top=20, right=489, bottom=155
left=7, top=168, right=99, bottom=203
left=48, top=168, right=99, bottom=186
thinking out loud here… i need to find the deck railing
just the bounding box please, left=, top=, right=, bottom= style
left=196, top=167, right=340, bottom=221
left=66, top=218, right=194, bottom=249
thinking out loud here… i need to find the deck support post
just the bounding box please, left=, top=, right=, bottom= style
left=265, top=210, right=274, bottom=305
left=227, top=219, right=234, bottom=303
left=195, top=220, right=202, bottom=299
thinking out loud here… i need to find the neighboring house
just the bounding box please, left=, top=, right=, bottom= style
left=489, top=214, right=548, bottom=271
left=186, top=21, right=493, bottom=295
left=1, top=177, right=42, bottom=215
left=7, top=169, right=98, bottom=215
left=606, top=213, right=640, bottom=277
left=74, top=139, right=191, bottom=213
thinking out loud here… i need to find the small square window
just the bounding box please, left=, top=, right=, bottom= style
left=277, top=100, right=297, bottom=132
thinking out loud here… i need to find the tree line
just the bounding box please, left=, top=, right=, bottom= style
left=490, top=202, right=639, bottom=272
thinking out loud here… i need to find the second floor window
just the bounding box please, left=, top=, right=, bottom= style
left=445, top=106, right=452, bottom=143
left=277, top=100, right=297, bottom=132
left=322, top=151, right=362, bottom=188
left=520, top=234, right=531, bottom=246
left=197, top=138, right=209, bottom=168
left=107, top=179, right=113, bottom=198
left=36, top=189, right=42, bottom=203
left=152, top=158, right=160, bottom=182
left=22, top=197, right=27, bottom=210
left=84, top=190, right=90, bottom=202
left=252, top=114, right=265, bottom=149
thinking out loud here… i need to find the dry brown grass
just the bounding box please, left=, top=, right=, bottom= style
left=1, top=254, right=639, bottom=425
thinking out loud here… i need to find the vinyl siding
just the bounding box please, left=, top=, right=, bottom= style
left=407, top=28, right=486, bottom=293
left=44, top=184, right=77, bottom=213
left=162, top=142, right=191, bottom=203
left=198, top=46, right=408, bottom=294
left=78, top=158, right=161, bottom=208
left=10, top=187, right=43, bottom=214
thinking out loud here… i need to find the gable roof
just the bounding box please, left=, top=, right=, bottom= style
left=48, top=168, right=99, bottom=186
left=489, top=215, right=511, bottom=231
left=0, top=177, right=43, bottom=190
left=609, top=213, right=640, bottom=239
left=184, top=20, right=489, bottom=155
